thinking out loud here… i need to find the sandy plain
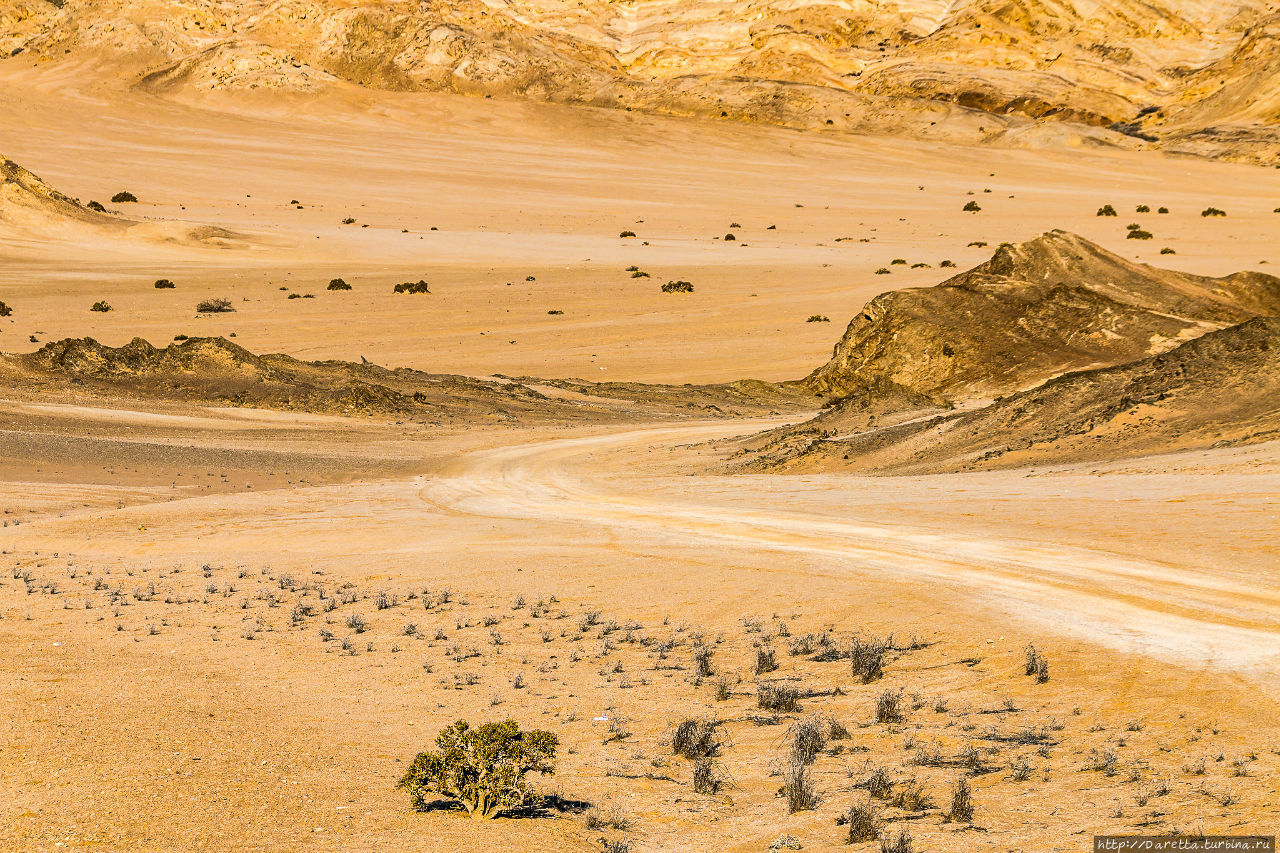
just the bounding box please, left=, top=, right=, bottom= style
left=2, top=65, right=1279, bottom=853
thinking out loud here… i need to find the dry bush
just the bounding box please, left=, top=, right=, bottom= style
left=850, top=637, right=887, bottom=683
left=393, top=280, right=431, bottom=294
left=584, top=804, right=634, bottom=831
left=879, top=829, right=913, bottom=853
left=755, top=646, right=778, bottom=675
left=758, top=683, right=801, bottom=714
left=672, top=719, right=723, bottom=759
left=327, top=278, right=352, bottom=290
left=788, top=716, right=829, bottom=764
left=780, top=756, right=819, bottom=812
left=692, top=757, right=728, bottom=794
left=692, top=643, right=714, bottom=676
left=875, top=689, right=903, bottom=724
left=840, top=799, right=879, bottom=843
left=661, top=280, right=694, bottom=293
left=153, top=279, right=176, bottom=289
left=196, top=298, right=234, bottom=313
left=891, top=778, right=933, bottom=812
left=946, top=777, right=974, bottom=822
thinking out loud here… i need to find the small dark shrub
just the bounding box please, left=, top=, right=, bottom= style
left=962, top=201, right=981, bottom=212
left=672, top=719, right=723, bottom=759
left=1158, top=206, right=1169, bottom=213
left=342, top=217, right=356, bottom=224
left=692, top=642, right=714, bottom=676
left=1135, top=204, right=1149, bottom=213
left=806, top=315, right=830, bottom=323
left=850, top=637, right=887, bottom=683
left=781, top=756, right=818, bottom=812
left=584, top=804, right=634, bottom=830
left=87, top=200, right=107, bottom=212
left=662, top=280, right=694, bottom=293
left=154, top=279, right=176, bottom=289
left=789, top=716, right=828, bottom=764
left=0, top=301, right=10, bottom=317
left=111, top=191, right=138, bottom=203
left=724, top=233, right=736, bottom=240
left=90, top=301, right=112, bottom=312
left=1160, top=247, right=1176, bottom=254
left=874, top=689, right=902, bottom=724
left=1127, top=229, right=1153, bottom=240
left=1201, top=207, right=1226, bottom=217
left=1097, top=205, right=1117, bottom=216
left=946, top=777, right=974, bottom=822
left=692, top=757, right=727, bottom=794
left=891, top=778, right=932, bottom=811
left=758, top=683, right=801, bottom=713
left=842, top=800, right=879, bottom=843
left=619, top=230, right=636, bottom=238
left=940, top=259, right=956, bottom=267
left=875, top=268, right=890, bottom=275
left=755, top=646, right=778, bottom=675
left=328, top=278, right=352, bottom=290
left=196, top=298, right=234, bottom=313
left=394, top=280, right=431, bottom=294
left=861, top=766, right=893, bottom=800
left=880, top=830, right=913, bottom=853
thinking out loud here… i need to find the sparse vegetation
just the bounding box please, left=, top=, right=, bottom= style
left=111, top=191, right=138, bottom=203
left=619, top=230, right=636, bottom=238
left=327, top=278, right=352, bottom=290
left=394, top=280, right=431, bottom=294
left=1097, top=205, right=1117, bottom=216
left=841, top=799, right=879, bottom=843
left=758, top=683, right=801, bottom=714
left=397, top=719, right=557, bottom=819
left=672, top=719, right=723, bottom=760
left=963, top=201, right=981, bottom=212
left=661, top=280, right=694, bottom=293
left=946, top=777, right=974, bottom=822
left=1201, top=207, right=1226, bottom=217
left=196, top=298, right=234, bottom=313
left=0, top=301, right=11, bottom=317
left=806, top=315, right=830, bottom=323
left=781, top=756, right=818, bottom=812
left=154, top=279, right=176, bottom=289
left=90, top=301, right=112, bottom=312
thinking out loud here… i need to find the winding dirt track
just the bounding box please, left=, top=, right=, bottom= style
left=420, top=420, right=1280, bottom=673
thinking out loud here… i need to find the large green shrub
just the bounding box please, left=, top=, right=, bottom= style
left=397, top=719, right=558, bottom=819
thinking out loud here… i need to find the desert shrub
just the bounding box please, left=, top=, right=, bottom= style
left=0, top=301, right=10, bottom=317
left=345, top=613, right=368, bottom=633
left=547, top=309, right=564, bottom=315
left=841, top=800, right=879, bottom=843
left=692, top=642, right=714, bottom=676
left=891, top=259, right=907, bottom=265
left=806, top=315, right=830, bottom=323
left=1024, top=644, right=1050, bottom=682
left=397, top=719, right=557, bottom=819
left=967, top=241, right=988, bottom=247
left=755, top=646, right=778, bottom=675
left=963, top=201, right=981, bottom=212
left=661, top=280, right=694, bottom=293
left=850, top=637, right=887, bottom=683
left=111, top=191, right=138, bottom=203
left=619, top=230, right=636, bottom=238
left=880, top=829, right=913, bottom=853
left=87, top=200, right=107, bottom=212
left=394, top=280, right=431, bottom=294
left=1008, top=755, right=1034, bottom=781
left=630, top=270, right=649, bottom=278
left=1088, top=748, right=1119, bottom=776
left=327, top=278, right=352, bottom=290
left=874, top=268, right=890, bottom=275
left=724, top=233, right=736, bottom=240
left=196, top=298, right=234, bottom=313
left=341, top=217, right=356, bottom=224
left=781, top=756, right=818, bottom=812
left=600, top=841, right=631, bottom=853
left=672, top=719, right=723, bottom=759
left=874, top=689, right=902, bottom=724
left=1159, top=206, right=1170, bottom=213
left=584, top=804, right=634, bottom=831
left=1097, top=204, right=1117, bottom=216
left=789, top=716, right=828, bottom=764
left=154, top=279, right=176, bottom=289
left=946, top=777, right=974, bottom=822
left=891, top=778, right=933, bottom=811
left=1135, top=204, right=1149, bottom=213
left=940, top=259, right=956, bottom=267
left=1201, top=207, right=1226, bottom=217
left=1160, top=247, right=1176, bottom=254
left=1127, top=229, right=1153, bottom=240
left=692, top=757, right=727, bottom=794
left=758, top=683, right=801, bottom=713
left=861, top=766, right=893, bottom=800
left=90, top=301, right=112, bottom=312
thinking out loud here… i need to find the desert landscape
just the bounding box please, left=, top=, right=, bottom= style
left=2, top=2, right=1279, bottom=851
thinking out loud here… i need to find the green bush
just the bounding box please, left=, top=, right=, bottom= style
left=394, top=280, right=431, bottom=294
left=1201, top=207, right=1226, bottom=217
left=111, top=191, right=138, bottom=203
left=661, top=280, right=693, bottom=293
left=806, top=315, right=829, bottom=323
left=87, top=201, right=107, bottom=213
left=154, top=279, right=176, bottom=289
left=398, top=719, right=558, bottom=820
left=327, top=278, right=352, bottom=290
left=1097, top=204, right=1117, bottom=216
left=90, top=301, right=112, bottom=313
left=962, top=201, right=981, bottom=212
left=196, top=298, right=234, bottom=313
left=0, top=300, right=11, bottom=317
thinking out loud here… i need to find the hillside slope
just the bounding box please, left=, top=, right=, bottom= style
left=3, top=0, right=1277, bottom=162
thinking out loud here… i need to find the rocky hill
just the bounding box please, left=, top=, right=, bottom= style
left=738, top=232, right=1280, bottom=470
left=3, top=0, right=1277, bottom=162
left=746, top=316, right=1280, bottom=473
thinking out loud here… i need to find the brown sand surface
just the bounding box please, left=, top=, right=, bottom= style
left=2, top=76, right=1279, bottom=853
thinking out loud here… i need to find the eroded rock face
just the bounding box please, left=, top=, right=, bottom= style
left=3, top=0, right=1277, bottom=161
left=804, top=230, right=1280, bottom=402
